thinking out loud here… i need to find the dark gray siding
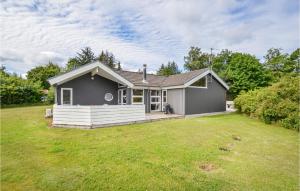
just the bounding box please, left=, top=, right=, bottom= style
left=57, top=73, right=118, bottom=105
left=144, top=89, right=150, bottom=113
left=167, top=88, right=185, bottom=115
left=126, top=88, right=132, bottom=104
left=185, top=75, right=226, bottom=115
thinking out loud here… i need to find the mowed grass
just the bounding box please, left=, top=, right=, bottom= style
left=1, top=106, right=299, bottom=191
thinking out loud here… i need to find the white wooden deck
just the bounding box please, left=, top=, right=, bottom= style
left=52, top=105, right=183, bottom=129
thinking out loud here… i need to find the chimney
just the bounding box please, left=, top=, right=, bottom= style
left=142, top=64, right=148, bottom=83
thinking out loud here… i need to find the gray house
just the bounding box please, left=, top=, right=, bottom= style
left=48, top=61, right=229, bottom=128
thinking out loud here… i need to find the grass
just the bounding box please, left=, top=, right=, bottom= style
left=1, top=106, right=299, bottom=191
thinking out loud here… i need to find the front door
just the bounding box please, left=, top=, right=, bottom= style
left=150, top=90, right=161, bottom=111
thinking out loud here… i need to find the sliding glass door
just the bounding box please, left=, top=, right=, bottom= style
left=150, top=90, right=161, bottom=111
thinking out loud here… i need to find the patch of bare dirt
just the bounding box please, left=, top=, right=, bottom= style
left=199, top=163, right=217, bottom=172
left=232, top=135, right=241, bottom=141
left=219, top=143, right=234, bottom=152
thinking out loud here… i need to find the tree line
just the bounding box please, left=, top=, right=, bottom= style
left=1, top=46, right=299, bottom=105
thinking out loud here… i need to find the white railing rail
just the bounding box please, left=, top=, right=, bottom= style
left=53, top=104, right=146, bottom=127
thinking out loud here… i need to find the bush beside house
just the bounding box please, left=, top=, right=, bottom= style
left=234, top=76, right=299, bottom=130
left=0, top=71, right=45, bottom=105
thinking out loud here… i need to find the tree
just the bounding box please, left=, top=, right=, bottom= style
left=97, top=50, right=118, bottom=69
left=157, top=61, right=181, bottom=76
left=288, top=48, right=300, bottom=73
left=225, top=53, right=272, bottom=98
left=184, top=47, right=210, bottom=71
left=27, top=62, right=61, bottom=89
left=212, top=49, right=232, bottom=78
left=117, top=61, right=121, bottom=70
left=0, top=68, right=44, bottom=105
left=263, top=48, right=289, bottom=75
left=65, top=58, right=79, bottom=71
left=65, top=47, right=96, bottom=71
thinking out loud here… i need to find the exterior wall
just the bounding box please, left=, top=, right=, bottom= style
left=53, top=104, right=146, bottom=128
left=57, top=73, right=118, bottom=105
left=126, top=88, right=132, bottom=104
left=185, top=75, right=226, bottom=115
left=144, top=89, right=151, bottom=113
left=166, top=88, right=185, bottom=115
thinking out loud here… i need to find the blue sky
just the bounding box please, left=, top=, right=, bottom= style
left=1, top=0, right=299, bottom=75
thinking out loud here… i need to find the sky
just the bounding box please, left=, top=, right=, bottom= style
left=0, top=0, right=299, bottom=76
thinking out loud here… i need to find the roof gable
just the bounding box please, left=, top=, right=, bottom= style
left=48, top=62, right=229, bottom=90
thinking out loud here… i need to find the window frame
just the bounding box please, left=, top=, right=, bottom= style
left=61, top=88, right=73, bottom=105
left=131, top=89, right=144, bottom=104
left=189, top=76, right=208, bottom=89
left=118, top=89, right=127, bottom=105
left=150, top=90, right=161, bottom=111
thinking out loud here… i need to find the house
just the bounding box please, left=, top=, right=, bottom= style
left=48, top=61, right=229, bottom=128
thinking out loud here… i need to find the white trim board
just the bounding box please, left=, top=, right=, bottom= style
left=184, top=70, right=229, bottom=90
left=48, top=61, right=134, bottom=87
left=61, top=88, right=73, bottom=105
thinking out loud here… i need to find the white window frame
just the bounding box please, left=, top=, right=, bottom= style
left=118, top=89, right=127, bottom=105
left=150, top=90, right=161, bottom=111
left=162, top=90, right=167, bottom=111
left=61, top=88, right=73, bottom=105
left=189, top=76, right=207, bottom=89
left=131, top=89, right=144, bottom=104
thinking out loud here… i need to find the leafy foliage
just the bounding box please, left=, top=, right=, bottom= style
left=27, top=62, right=61, bottom=89
left=66, top=48, right=121, bottom=71
left=234, top=76, right=299, bottom=130
left=66, top=47, right=96, bottom=71
left=97, top=50, right=120, bottom=69
left=224, top=53, right=272, bottom=98
left=184, top=47, right=210, bottom=71
left=157, top=61, right=181, bottom=76
left=0, top=69, right=44, bottom=105
left=212, top=49, right=231, bottom=77
left=263, top=48, right=299, bottom=79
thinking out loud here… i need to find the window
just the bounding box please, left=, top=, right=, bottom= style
left=118, top=89, right=127, bottom=104
left=61, top=88, right=73, bottom=105
left=104, top=93, right=113, bottom=102
left=162, top=90, right=167, bottom=111
left=150, top=90, right=161, bottom=111
left=132, top=89, right=144, bottom=104
left=190, top=76, right=207, bottom=88
left=162, top=90, right=167, bottom=103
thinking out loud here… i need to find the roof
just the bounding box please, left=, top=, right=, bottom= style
left=162, top=68, right=209, bottom=87
left=48, top=61, right=229, bottom=90
left=115, top=68, right=209, bottom=87
left=114, top=70, right=166, bottom=87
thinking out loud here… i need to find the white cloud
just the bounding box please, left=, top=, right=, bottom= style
left=0, top=0, right=299, bottom=75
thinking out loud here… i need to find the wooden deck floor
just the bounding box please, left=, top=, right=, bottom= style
left=145, top=112, right=184, bottom=121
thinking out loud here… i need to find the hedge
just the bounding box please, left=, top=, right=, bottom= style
left=0, top=73, right=44, bottom=105
left=234, top=76, right=299, bottom=130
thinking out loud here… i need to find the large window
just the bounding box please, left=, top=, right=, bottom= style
left=190, top=76, right=207, bottom=88
left=132, top=89, right=144, bottom=104
left=118, top=89, right=127, bottom=104
left=150, top=90, right=161, bottom=111
left=162, top=90, right=167, bottom=111
left=61, top=88, right=73, bottom=105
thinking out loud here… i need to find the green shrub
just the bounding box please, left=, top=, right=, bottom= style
left=234, top=76, right=299, bottom=130
left=0, top=72, right=44, bottom=105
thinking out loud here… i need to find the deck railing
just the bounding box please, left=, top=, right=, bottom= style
left=53, top=104, right=146, bottom=128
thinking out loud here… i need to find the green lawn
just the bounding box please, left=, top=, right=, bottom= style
left=1, top=106, right=299, bottom=191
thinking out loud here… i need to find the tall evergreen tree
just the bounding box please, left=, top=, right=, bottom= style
left=97, top=50, right=118, bottom=69
left=157, top=61, right=181, bottom=76
left=65, top=47, right=96, bottom=71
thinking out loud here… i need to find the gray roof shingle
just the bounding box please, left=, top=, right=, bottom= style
left=115, top=68, right=209, bottom=87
